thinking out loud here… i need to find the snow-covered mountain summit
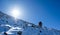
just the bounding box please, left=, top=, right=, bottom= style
left=0, top=11, right=60, bottom=35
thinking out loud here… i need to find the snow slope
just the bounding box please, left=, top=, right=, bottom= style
left=0, top=11, right=60, bottom=35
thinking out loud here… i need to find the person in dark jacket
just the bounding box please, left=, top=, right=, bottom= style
left=38, top=21, right=42, bottom=28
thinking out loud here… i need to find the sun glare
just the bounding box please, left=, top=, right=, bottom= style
left=10, top=6, right=21, bottom=19
left=9, top=5, right=24, bottom=20
left=12, top=8, right=19, bottom=18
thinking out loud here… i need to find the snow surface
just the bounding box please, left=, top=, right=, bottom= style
left=0, top=11, right=60, bottom=35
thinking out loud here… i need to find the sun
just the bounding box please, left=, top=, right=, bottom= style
left=9, top=5, right=24, bottom=20
left=11, top=6, right=21, bottom=19
left=12, top=10, right=19, bottom=18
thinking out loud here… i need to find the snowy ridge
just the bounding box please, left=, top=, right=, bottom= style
left=0, top=11, right=60, bottom=35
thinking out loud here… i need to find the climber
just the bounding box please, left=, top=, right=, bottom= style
left=38, top=21, right=42, bottom=28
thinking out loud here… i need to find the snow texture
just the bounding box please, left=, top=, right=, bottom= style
left=0, top=11, right=60, bottom=35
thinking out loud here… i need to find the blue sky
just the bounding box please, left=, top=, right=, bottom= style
left=0, top=0, right=60, bottom=30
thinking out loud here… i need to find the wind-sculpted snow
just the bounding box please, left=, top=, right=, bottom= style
left=0, top=11, right=60, bottom=35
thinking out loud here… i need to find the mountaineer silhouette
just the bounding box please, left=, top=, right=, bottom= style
left=38, top=21, right=42, bottom=28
